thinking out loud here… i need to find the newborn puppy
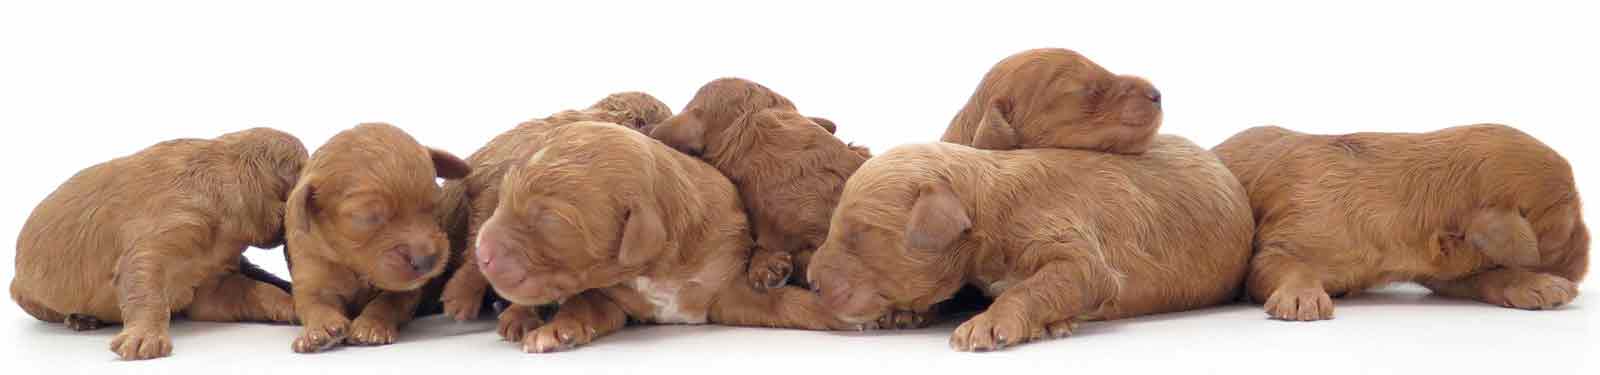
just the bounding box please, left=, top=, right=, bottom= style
left=807, top=136, right=1253, bottom=351
left=12, top=128, right=306, bottom=360
left=941, top=48, right=1162, bottom=153
left=1212, top=124, right=1588, bottom=321
left=284, top=123, right=469, bottom=353
left=435, top=92, right=672, bottom=323
left=476, top=122, right=850, bottom=353
left=649, top=78, right=865, bottom=290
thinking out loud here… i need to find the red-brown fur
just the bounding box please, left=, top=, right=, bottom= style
left=942, top=48, right=1162, bottom=154
left=12, top=128, right=306, bottom=360
left=1212, top=124, right=1588, bottom=320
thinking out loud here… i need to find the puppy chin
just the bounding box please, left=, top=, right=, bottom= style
left=370, top=266, right=435, bottom=291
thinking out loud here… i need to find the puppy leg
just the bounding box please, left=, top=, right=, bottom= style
left=440, top=258, right=491, bottom=321
left=185, top=272, right=295, bottom=323
left=290, top=261, right=351, bottom=353
left=522, top=290, right=627, bottom=353
left=109, top=251, right=174, bottom=360
left=346, top=290, right=422, bottom=346
left=747, top=245, right=793, bottom=290
left=496, top=304, right=545, bottom=342
left=1249, top=249, right=1334, bottom=321
left=950, top=259, right=1118, bottom=352
left=709, top=283, right=852, bottom=330
left=1424, top=269, right=1577, bottom=310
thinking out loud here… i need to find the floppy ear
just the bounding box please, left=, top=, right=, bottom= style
left=285, top=178, right=319, bottom=233
left=649, top=110, right=707, bottom=155
left=808, top=117, right=837, bottom=134
left=1464, top=208, right=1541, bottom=267
left=904, top=181, right=971, bottom=251
left=971, top=99, right=1019, bottom=150
left=427, top=147, right=471, bottom=180
left=617, top=203, right=667, bottom=266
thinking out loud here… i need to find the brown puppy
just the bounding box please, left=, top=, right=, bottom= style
left=12, top=128, right=306, bottom=360
left=649, top=78, right=864, bottom=290
left=435, top=92, right=672, bottom=324
left=284, top=123, right=469, bottom=353
left=941, top=48, right=1162, bottom=153
left=1212, top=124, right=1588, bottom=321
left=807, top=136, right=1253, bottom=351
left=476, top=122, right=851, bottom=353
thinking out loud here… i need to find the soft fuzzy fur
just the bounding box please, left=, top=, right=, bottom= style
left=434, top=92, right=672, bottom=324
left=942, top=48, right=1162, bottom=154
left=283, top=123, right=469, bottom=353
left=649, top=78, right=866, bottom=291
left=806, top=136, right=1253, bottom=351
left=475, top=122, right=853, bottom=353
left=12, top=128, right=306, bottom=360
left=1212, top=124, right=1588, bottom=320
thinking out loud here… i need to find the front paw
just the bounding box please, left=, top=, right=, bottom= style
left=109, top=326, right=172, bottom=360
left=344, top=316, right=400, bottom=346
left=1493, top=273, right=1577, bottom=310
left=949, top=310, right=1039, bottom=352
left=292, top=317, right=349, bottom=353
left=1264, top=286, right=1334, bottom=321
left=748, top=249, right=793, bottom=290
left=521, top=317, right=595, bottom=353
left=497, top=305, right=545, bottom=342
left=441, top=276, right=489, bottom=322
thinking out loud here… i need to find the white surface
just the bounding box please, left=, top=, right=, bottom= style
left=1, top=1, right=1596, bottom=374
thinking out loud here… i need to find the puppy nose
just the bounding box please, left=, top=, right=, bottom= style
left=1148, top=88, right=1162, bottom=104
left=410, top=254, right=439, bottom=274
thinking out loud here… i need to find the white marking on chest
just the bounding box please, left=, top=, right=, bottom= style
left=629, top=277, right=706, bottom=324
left=981, top=278, right=1014, bottom=296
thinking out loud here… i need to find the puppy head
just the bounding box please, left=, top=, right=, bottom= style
left=649, top=77, right=796, bottom=156
left=969, top=48, right=1162, bottom=154
left=1522, top=193, right=1590, bottom=282
left=475, top=122, right=667, bottom=306
left=287, top=123, right=470, bottom=291
left=217, top=127, right=309, bottom=246
left=588, top=91, right=674, bottom=132
left=808, top=172, right=972, bottom=324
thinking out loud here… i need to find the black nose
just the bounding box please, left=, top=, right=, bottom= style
left=410, top=254, right=439, bottom=274
left=1148, top=88, right=1162, bottom=104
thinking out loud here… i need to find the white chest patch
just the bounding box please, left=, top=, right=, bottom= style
left=981, top=279, right=1014, bottom=296
left=629, top=277, right=706, bottom=324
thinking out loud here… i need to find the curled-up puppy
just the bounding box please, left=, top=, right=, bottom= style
left=649, top=78, right=864, bottom=291
left=807, top=136, right=1253, bottom=351
left=941, top=48, right=1162, bottom=153
left=284, top=123, right=469, bottom=353
left=1212, top=124, right=1588, bottom=321
left=476, top=122, right=851, bottom=353
left=435, top=92, right=672, bottom=324
left=12, top=128, right=306, bottom=360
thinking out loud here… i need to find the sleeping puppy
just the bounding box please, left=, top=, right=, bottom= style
left=807, top=136, right=1253, bottom=351
left=1212, top=124, right=1588, bottom=321
left=649, top=78, right=864, bottom=290
left=435, top=92, right=672, bottom=324
left=475, top=121, right=851, bottom=353
left=941, top=48, right=1162, bottom=153
left=284, top=123, right=469, bottom=353
left=12, top=128, right=306, bottom=360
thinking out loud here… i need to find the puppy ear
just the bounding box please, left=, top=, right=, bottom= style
left=649, top=110, right=707, bottom=155
left=904, top=181, right=971, bottom=251
left=971, top=99, right=1019, bottom=150
left=427, top=147, right=471, bottom=180
left=286, top=178, right=319, bottom=233
left=617, top=203, right=667, bottom=267
left=1464, top=208, right=1541, bottom=267
left=808, top=117, right=837, bottom=134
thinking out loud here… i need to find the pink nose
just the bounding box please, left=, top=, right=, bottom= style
left=475, top=228, right=499, bottom=268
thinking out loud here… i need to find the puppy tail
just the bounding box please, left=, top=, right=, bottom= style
left=239, top=257, right=292, bottom=294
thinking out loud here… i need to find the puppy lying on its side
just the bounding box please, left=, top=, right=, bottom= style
left=435, top=92, right=671, bottom=328
left=1212, top=124, right=1588, bottom=321
left=476, top=122, right=851, bottom=353
left=284, top=123, right=469, bottom=352
left=650, top=78, right=865, bottom=290
left=807, top=136, right=1254, bottom=351
left=942, top=48, right=1162, bottom=153
left=12, top=128, right=306, bottom=360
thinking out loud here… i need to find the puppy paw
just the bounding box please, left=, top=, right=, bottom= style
left=65, top=313, right=104, bottom=331
left=1494, top=273, right=1577, bottom=310
left=521, top=318, right=595, bottom=353
left=874, top=310, right=933, bottom=330
left=1043, top=319, right=1078, bottom=339
left=949, top=311, right=1039, bottom=352
left=497, top=305, right=545, bottom=342
left=748, top=249, right=793, bottom=290
left=1264, top=286, right=1334, bottom=321
left=344, top=316, right=399, bottom=346
left=109, top=327, right=172, bottom=360
left=441, top=278, right=488, bottom=322
left=291, top=318, right=349, bottom=353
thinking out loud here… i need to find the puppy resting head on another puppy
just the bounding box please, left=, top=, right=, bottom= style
left=649, top=77, right=837, bottom=157
left=944, top=48, right=1162, bottom=153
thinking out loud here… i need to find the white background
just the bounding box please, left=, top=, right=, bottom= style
left=1, top=1, right=1595, bottom=374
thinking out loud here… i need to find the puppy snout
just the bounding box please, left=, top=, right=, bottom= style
left=409, top=254, right=439, bottom=274
left=1148, top=88, right=1162, bottom=105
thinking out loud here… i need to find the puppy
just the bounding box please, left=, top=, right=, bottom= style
left=649, top=78, right=864, bottom=290
left=1212, top=124, right=1588, bottom=321
left=284, top=123, right=469, bottom=353
left=12, top=128, right=306, bottom=360
left=476, top=122, right=851, bottom=353
left=941, top=48, right=1162, bottom=153
left=807, top=136, right=1254, bottom=351
left=435, top=92, right=672, bottom=323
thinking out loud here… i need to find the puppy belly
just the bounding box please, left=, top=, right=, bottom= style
left=628, top=277, right=706, bottom=324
